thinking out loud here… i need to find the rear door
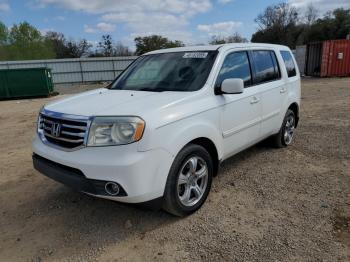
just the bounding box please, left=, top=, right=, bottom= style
left=280, top=50, right=300, bottom=111
left=249, top=50, right=286, bottom=137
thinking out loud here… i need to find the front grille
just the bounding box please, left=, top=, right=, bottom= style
left=39, top=113, right=89, bottom=149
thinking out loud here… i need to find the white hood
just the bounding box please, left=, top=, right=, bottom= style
left=44, top=88, right=205, bottom=127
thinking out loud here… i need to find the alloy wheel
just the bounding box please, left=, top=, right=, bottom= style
left=284, top=114, right=295, bottom=145
left=177, top=156, right=208, bottom=207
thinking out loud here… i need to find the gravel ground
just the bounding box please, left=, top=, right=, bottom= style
left=0, top=77, right=349, bottom=261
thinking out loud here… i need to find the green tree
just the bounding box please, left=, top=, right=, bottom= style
left=251, top=3, right=350, bottom=48
left=332, top=8, right=350, bottom=39
left=303, top=8, right=350, bottom=43
left=0, top=21, right=8, bottom=45
left=0, top=21, right=9, bottom=60
left=134, top=35, right=184, bottom=55
left=45, top=31, right=70, bottom=58
left=45, top=31, right=92, bottom=58
left=6, top=22, right=55, bottom=60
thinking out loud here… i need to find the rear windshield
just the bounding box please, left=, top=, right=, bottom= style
left=110, top=51, right=217, bottom=92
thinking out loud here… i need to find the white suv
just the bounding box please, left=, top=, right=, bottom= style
left=32, top=43, right=300, bottom=216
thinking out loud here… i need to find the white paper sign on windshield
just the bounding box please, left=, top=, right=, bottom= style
left=183, top=52, right=208, bottom=59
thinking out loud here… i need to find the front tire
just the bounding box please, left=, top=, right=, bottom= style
left=162, top=144, right=213, bottom=217
left=272, top=109, right=296, bottom=148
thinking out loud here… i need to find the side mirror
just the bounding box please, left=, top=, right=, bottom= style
left=215, top=78, right=244, bottom=95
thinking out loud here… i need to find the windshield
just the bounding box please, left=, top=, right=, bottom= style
left=110, top=51, right=217, bottom=92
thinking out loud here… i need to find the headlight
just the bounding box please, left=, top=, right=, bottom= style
left=87, top=116, right=145, bottom=146
left=37, top=106, right=44, bottom=132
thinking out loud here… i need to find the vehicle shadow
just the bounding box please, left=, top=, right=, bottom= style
left=38, top=183, right=179, bottom=232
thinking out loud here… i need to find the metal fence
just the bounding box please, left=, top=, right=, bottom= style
left=0, top=56, right=137, bottom=84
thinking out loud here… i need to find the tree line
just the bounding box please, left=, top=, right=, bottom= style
left=0, top=21, right=189, bottom=61
left=251, top=3, right=350, bottom=48
left=0, top=22, right=135, bottom=60
left=0, top=3, right=349, bottom=61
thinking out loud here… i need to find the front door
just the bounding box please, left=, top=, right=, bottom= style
left=214, top=51, right=262, bottom=158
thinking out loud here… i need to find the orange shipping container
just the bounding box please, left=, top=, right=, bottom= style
left=321, top=40, right=350, bottom=77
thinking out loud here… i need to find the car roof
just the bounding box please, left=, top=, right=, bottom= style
left=144, top=43, right=290, bottom=55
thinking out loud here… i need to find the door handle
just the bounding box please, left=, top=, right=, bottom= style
left=250, top=96, right=260, bottom=104
left=280, top=88, right=287, bottom=94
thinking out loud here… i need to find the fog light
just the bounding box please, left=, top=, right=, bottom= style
left=105, top=182, right=120, bottom=196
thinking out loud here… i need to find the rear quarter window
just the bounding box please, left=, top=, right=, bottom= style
left=280, top=51, right=297, bottom=77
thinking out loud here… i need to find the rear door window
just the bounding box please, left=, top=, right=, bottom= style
left=280, top=51, right=297, bottom=77
left=216, top=51, right=252, bottom=88
left=251, top=50, right=280, bottom=84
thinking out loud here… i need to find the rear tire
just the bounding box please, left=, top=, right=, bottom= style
left=162, top=144, right=213, bottom=217
left=271, top=109, right=296, bottom=148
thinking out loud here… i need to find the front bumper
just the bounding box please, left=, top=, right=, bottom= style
left=32, top=135, right=174, bottom=203
left=33, top=154, right=128, bottom=196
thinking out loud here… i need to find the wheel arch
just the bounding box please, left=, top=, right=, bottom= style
left=185, top=137, right=220, bottom=177
left=145, top=118, right=223, bottom=179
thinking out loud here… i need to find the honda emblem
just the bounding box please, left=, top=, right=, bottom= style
left=51, top=122, right=61, bottom=137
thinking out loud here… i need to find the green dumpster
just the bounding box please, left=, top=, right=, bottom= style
left=0, top=67, right=54, bottom=99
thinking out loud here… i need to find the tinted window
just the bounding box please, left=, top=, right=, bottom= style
left=251, top=51, right=280, bottom=84
left=280, top=51, right=297, bottom=77
left=216, top=52, right=252, bottom=87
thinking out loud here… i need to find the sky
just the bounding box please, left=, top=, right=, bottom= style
left=0, top=0, right=349, bottom=49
